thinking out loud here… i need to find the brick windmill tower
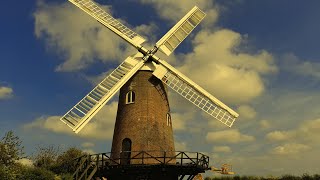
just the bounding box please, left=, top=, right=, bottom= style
left=111, top=68, right=176, bottom=165
left=59, top=0, right=239, bottom=179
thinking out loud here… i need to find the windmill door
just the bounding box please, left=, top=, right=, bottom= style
left=120, top=138, right=132, bottom=165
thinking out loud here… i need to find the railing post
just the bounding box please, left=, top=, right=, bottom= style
left=102, top=153, right=104, bottom=169
left=96, top=154, right=98, bottom=167
left=181, top=152, right=183, bottom=166
left=196, top=152, right=199, bottom=166
left=163, top=151, right=166, bottom=164
left=142, top=151, right=144, bottom=164
left=207, top=156, right=209, bottom=168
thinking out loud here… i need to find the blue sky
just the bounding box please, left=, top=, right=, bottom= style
left=1, top=0, right=320, bottom=176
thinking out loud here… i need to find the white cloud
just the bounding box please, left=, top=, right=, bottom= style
left=0, top=86, right=13, bottom=99
left=81, top=142, right=95, bottom=148
left=85, top=70, right=112, bottom=85
left=178, top=29, right=276, bottom=105
left=82, top=148, right=96, bottom=154
left=139, top=0, right=218, bottom=26
left=265, top=118, right=320, bottom=144
left=282, top=53, right=320, bottom=79
left=24, top=101, right=118, bottom=140
left=206, top=129, right=255, bottom=143
left=34, top=1, right=155, bottom=72
left=237, top=105, right=257, bottom=120
left=259, top=119, right=271, bottom=130
left=213, top=146, right=232, bottom=153
left=171, top=111, right=196, bottom=131
left=171, top=113, right=187, bottom=131
left=270, top=143, right=311, bottom=155
left=266, top=131, right=295, bottom=142
left=174, top=141, right=188, bottom=151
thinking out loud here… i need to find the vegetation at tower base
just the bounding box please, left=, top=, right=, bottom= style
left=0, top=130, right=83, bottom=179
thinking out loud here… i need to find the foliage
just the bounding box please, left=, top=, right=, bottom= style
left=51, top=147, right=86, bottom=174
left=32, top=145, right=61, bottom=170
left=0, top=163, right=18, bottom=180
left=18, top=166, right=56, bottom=180
left=0, top=131, right=86, bottom=179
left=0, top=131, right=24, bottom=166
left=57, top=173, right=73, bottom=180
left=0, top=162, right=55, bottom=180
left=31, top=145, right=87, bottom=175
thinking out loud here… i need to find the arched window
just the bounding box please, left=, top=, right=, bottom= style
left=125, top=91, right=135, bottom=104
left=120, top=138, right=132, bottom=165
left=166, top=113, right=172, bottom=126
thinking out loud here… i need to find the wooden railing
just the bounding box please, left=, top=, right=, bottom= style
left=72, top=151, right=210, bottom=179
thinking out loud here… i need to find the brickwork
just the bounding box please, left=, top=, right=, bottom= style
left=111, top=70, right=175, bottom=164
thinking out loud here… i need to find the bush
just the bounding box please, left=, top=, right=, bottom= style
left=18, top=166, right=56, bottom=180
left=52, top=147, right=85, bottom=174
left=0, top=131, right=24, bottom=166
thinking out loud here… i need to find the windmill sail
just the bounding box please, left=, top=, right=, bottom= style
left=156, top=6, right=206, bottom=56
left=69, top=0, right=146, bottom=48
left=153, top=60, right=239, bottom=127
left=60, top=54, right=145, bottom=133
left=60, top=1, right=238, bottom=133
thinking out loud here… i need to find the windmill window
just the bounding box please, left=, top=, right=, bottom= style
left=126, top=91, right=135, bottom=104
left=121, top=138, right=132, bottom=165
left=166, top=113, right=172, bottom=126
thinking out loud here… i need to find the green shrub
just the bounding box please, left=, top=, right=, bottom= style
left=18, top=166, right=56, bottom=180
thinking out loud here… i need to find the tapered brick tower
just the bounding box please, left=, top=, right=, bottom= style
left=111, top=70, right=175, bottom=164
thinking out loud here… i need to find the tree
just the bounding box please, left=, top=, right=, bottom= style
left=32, top=145, right=85, bottom=175
left=0, top=131, right=24, bottom=166
left=52, top=147, right=86, bottom=174
left=32, top=145, right=60, bottom=170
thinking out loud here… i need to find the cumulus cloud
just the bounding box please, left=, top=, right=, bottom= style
left=270, top=143, right=311, bottom=155
left=171, top=113, right=187, bottom=131
left=81, top=142, right=95, bottom=148
left=171, top=110, right=197, bottom=131
left=237, top=105, right=257, bottom=120
left=213, top=146, right=232, bottom=153
left=266, top=131, right=295, bottom=142
left=174, top=141, right=188, bottom=151
left=206, top=129, right=255, bottom=143
left=0, top=86, right=13, bottom=99
left=139, top=0, right=218, bottom=26
left=259, top=119, right=271, bottom=129
left=24, top=101, right=118, bottom=140
left=178, top=29, right=276, bottom=105
left=265, top=118, right=320, bottom=144
left=76, top=142, right=97, bottom=154
left=282, top=53, right=320, bottom=79
left=34, top=0, right=155, bottom=72
left=82, top=149, right=96, bottom=154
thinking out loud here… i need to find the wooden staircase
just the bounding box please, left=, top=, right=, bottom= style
left=73, top=155, right=98, bottom=180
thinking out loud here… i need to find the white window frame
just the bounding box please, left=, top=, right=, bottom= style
left=166, top=113, right=172, bottom=126
left=126, top=91, right=135, bottom=104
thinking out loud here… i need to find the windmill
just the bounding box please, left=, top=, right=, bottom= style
left=60, top=0, right=239, bottom=179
